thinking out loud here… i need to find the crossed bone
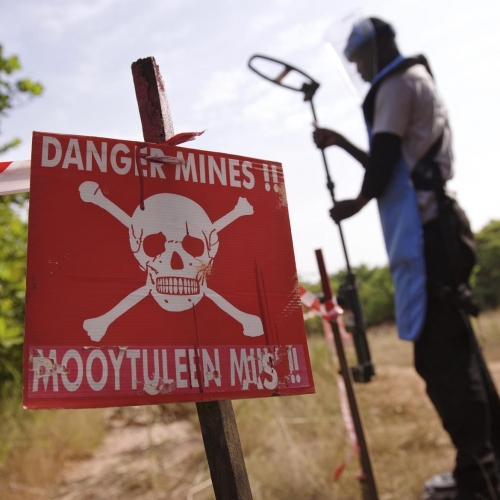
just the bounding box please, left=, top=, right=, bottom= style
left=79, top=181, right=264, bottom=341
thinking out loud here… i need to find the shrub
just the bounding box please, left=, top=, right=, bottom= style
left=472, top=220, right=500, bottom=310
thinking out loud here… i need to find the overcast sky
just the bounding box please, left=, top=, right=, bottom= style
left=2, top=0, right=499, bottom=282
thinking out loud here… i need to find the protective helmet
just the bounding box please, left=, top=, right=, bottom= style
left=344, top=17, right=396, bottom=61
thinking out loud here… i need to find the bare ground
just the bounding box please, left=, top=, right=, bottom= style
left=47, top=364, right=500, bottom=500
left=53, top=406, right=209, bottom=500
left=9, top=313, right=500, bottom=500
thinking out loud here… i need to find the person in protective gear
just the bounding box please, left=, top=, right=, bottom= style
left=314, top=17, right=500, bottom=499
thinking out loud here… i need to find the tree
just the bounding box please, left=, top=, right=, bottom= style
left=0, top=194, right=28, bottom=388
left=301, top=263, right=395, bottom=336
left=472, top=220, right=500, bottom=310
left=328, top=264, right=395, bottom=326
left=301, top=218, right=500, bottom=337
left=0, top=46, right=43, bottom=389
left=0, top=45, right=43, bottom=154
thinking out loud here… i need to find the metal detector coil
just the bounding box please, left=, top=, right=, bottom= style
left=248, top=54, right=320, bottom=102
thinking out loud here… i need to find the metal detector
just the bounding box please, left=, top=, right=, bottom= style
left=248, top=54, right=375, bottom=383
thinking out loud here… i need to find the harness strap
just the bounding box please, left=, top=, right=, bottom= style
left=410, top=132, right=445, bottom=194
left=410, top=131, right=478, bottom=315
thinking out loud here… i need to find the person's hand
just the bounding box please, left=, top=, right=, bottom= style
left=329, top=195, right=369, bottom=223
left=313, top=126, right=345, bottom=150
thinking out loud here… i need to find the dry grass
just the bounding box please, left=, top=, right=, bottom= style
left=0, top=398, right=107, bottom=500
left=476, top=309, right=500, bottom=361
left=229, top=312, right=500, bottom=500
left=1, top=309, right=500, bottom=500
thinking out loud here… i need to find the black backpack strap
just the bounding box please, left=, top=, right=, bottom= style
left=410, top=132, right=445, bottom=193
left=411, top=131, right=478, bottom=314
left=420, top=131, right=444, bottom=164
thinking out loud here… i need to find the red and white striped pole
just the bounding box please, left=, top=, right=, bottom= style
left=315, top=248, right=378, bottom=500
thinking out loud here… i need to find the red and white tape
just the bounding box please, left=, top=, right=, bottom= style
left=333, top=373, right=359, bottom=481
left=0, top=161, right=31, bottom=195
left=0, top=131, right=205, bottom=196
left=299, top=285, right=343, bottom=321
left=299, top=285, right=321, bottom=312
left=299, top=284, right=358, bottom=481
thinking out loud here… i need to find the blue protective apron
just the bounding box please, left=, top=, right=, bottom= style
left=365, top=56, right=427, bottom=341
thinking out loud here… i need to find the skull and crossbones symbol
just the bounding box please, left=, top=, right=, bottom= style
left=79, top=181, right=264, bottom=341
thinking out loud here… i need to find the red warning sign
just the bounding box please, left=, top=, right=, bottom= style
left=23, top=132, right=314, bottom=409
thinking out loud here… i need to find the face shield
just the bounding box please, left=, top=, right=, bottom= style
left=325, top=13, right=378, bottom=99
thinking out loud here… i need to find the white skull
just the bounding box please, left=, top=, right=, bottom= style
left=129, top=194, right=219, bottom=311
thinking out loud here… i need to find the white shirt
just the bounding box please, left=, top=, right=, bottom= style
left=372, top=64, right=453, bottom=223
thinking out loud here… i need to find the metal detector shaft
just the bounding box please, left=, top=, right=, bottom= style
left=309, top=99, right=374, bottom=383
left=309, top=101, right=352, bottom=273
left=247, top=54, right=374, bottom=381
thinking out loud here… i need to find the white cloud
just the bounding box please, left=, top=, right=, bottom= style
left=192, top=68, right=248, bottom=111
left=247, top=12, right=285, bottom=34
left=31, top=0, right=120, bottom=40
left=1, top=0, right=499, bottom=277
left=273, top=18, right=332, bottom=54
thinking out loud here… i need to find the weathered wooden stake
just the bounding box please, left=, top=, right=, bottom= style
left=131, top=56, right=253, bottom=500
left=315, top=249, right=379, bottom=500
left=196, top=400, right=254, bottom=499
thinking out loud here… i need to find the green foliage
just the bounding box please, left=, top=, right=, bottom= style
left=332, top=265, right=395, bottom=326
left=0, top=45, right=43, bottom=154
left=298, top=280, right=323, bottom=335
left=0, top=194, right=28, bottom=389
left=302, top=219, right=500, bottom=331
left=0, top=45, right=42, bottom=390
left=472, top=220, right=500, bottom=310
left=301, top=264, right=395, bottom=334
left=303, top=315, right=323, bottom=336
left=355, top=265, right=395, bottom=325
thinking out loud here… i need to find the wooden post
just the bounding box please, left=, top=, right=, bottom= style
left=131, top=56, right=253, bottom=500
left=315, top=249, right=379, bottom=500
left=196, top=401, right=254, bottom=499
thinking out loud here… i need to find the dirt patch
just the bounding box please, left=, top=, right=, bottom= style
left=53, top=407, right=210, bottom=500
